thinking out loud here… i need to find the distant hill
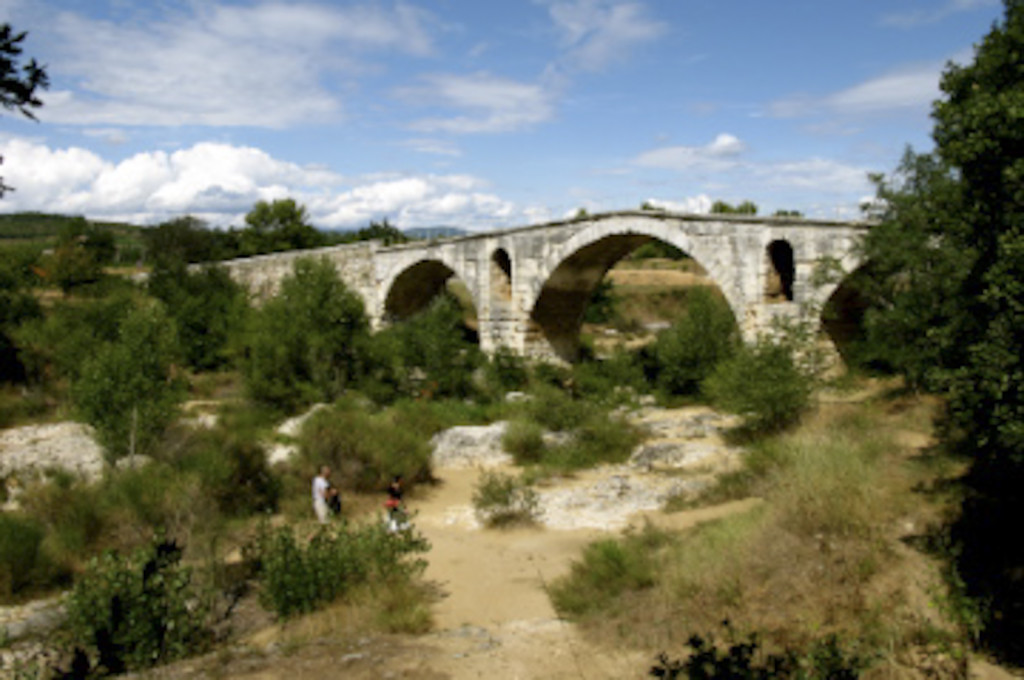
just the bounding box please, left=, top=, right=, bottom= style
left=0, top=212, right=144, bottom=241
left=403, top=226, right=468, bottom=240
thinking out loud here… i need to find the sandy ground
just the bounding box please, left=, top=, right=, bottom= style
left=176, top=459, right=757, bottom=680
left=403, top=466, right=759, bottom=679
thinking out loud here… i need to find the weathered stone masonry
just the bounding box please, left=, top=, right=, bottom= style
left=217, top=211, right=870, bottom=362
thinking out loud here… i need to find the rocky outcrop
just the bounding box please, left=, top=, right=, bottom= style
left=0, top=422, right=105, bottom=486
left=430, top=423, right=512, bottom=469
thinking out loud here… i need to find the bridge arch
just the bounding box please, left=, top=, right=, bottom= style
left=527, top=217, right=740, bottom=361
left=380, top=256, right=479, bottom=323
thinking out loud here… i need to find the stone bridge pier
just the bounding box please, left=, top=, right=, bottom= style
left=219, top=211, right=869, bottom=363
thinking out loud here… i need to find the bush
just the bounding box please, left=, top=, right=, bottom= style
left=250, top=521, right=429, bottom=619
left=148, top=262, right=247, bottom=371
left=19, top=476, right=105, bottom=567
left=524, top=384, right=597, bottom=432
left=72, top=300, right=185, bottom=461
left=14, top=291, right=136, bottom=384
left=648, top=288, right=738, bottom=397
left=502, top=420, right=547, bottom=464
left=65, top=539, right=211, bottom=674
left=242, top=257, right=370, bottom=410
left=299, top=403, right=432, bottom=493
left=484, top=345, right=529, bottom=395
left=174, top=428, right=281, bottom=517
left=0, top=513, right=46, bottom=598
left=703, top=338, right=813, bottom=433
left=649, top=623, right=868, bottom=679
left=551, top=413, right=641, bottom=468
left=369, top=295, right=484, bottom=401
left=472, top=471, right=540, bottom=527
left=571, top=349, right=647, bottom=405
left=551, top=527, right=667, bottom=617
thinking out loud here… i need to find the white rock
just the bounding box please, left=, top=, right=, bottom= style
left=0, top=422, right=105, bottom=483
left=430, top=422, right=512, bottom=469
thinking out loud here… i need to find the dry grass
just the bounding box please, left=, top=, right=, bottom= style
left=552, top=391, right=962, bottom=675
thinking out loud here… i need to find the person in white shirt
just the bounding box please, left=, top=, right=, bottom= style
left=311, top=465, right=336, bottom=524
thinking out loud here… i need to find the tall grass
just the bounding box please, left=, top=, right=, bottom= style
left=551, top=400, right=937, bottom=667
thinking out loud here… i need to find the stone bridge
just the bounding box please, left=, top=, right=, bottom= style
left=218, top=210, right=869, bottom=362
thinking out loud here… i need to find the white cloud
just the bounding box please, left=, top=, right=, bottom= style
left=767, top=58, right=949, bottom=118
left=881, top=0, right=998, bottom=27
left=0, top=137, right=531, bottom=230
left=82, top=128, right=129, bottom=145
left=824, top=65, right=943, bottom=113
left=545, top=0, right=667, bottom=71
left=311, top=174, right=519, bottom=229
left=399, top=138, right=463, bottom=157
left=751, top=158, right=872, bottom=195
left=644, top=195, right=713, bottom=214
left=629, top=135, right=872, bottom=214
left=38, top=2, right=436, bottom=128
left=403, top=72, right=556, bottom=133
left=633, top=133, right=746, bottom=171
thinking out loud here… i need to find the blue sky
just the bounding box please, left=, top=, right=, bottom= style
left=0, top=0, right=1005, bottom=231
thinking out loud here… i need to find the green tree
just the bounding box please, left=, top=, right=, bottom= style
left=711, top=200, right=758, bottom=215
left=337, top=218, right=410, bottom=246
left=369, top=294, right=483, bottom=401
left=241, top=198, right=324, bottom=255
left=862, top=1, right=1024, bottom=659
left=242, top=257, right=369, bottom=410
left=648, top=288, right=738, bottom=396
left=72, top=300, right=184, bottom=462
left=703, top=336, right=814, bottom=432
left=0, top=244, right=42, bottom=382
left=46, top=217, right=117, bottom=293
left=1, top=23, right=48, bottom=197
left=148, top=261, right=247, bottom=370
left=144, top=215, right=241, bottom=265
left=15, top=291, right=135, bottom=384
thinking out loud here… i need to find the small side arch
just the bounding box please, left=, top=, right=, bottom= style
left=765, top=239, right=795, bottom=302
left=490, top=247, right=513, bottom=305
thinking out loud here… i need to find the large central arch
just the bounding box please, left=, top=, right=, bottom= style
left=527, top=220, right=741, bottom=361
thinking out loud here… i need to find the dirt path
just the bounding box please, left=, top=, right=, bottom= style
left=373, top=465, right=760, bottom=680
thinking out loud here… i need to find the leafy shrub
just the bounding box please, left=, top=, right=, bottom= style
left=72, top=299, right=185, bottom=461
left=65, top=539, right=211, bottom=674
left=472, top=471, right=540, bottom=527
left=649, top=624, right=868, bottom=679
left=299, top=403, right=432, bottom=493
left=571, top=349, right=647, bottom=405
left=368, top=295, right=484, bottom=401
left=175, top=428, right=281, bottom=517
left=0, top=513, right=46, bottom=598
left=242, top=257, right=370, bottom=410
left=485, top=345, right=530, bottom=394
left=548, top=413, right=641, bottom=469
left=551, top=528, right=666, bottom=617
left=250, top=521, right=429, bottom=619
left=524, top=384, right=596, bottom=432
left=703, top=337, right=814, bottom=432
left=19, top=476, right=105, bottom=565
left=148, top=262, right=247, bottom=371
left=584, top=277, right=619, bottom=324
left=649, top=287, right=738, bottom=396
left=502, top=420, right=547, bottom=464
left=530, top=361, right=572, bottom=389
left=14, top=290, right=135, bottom=384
